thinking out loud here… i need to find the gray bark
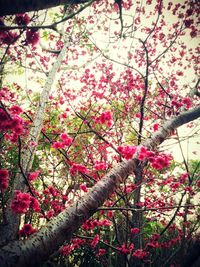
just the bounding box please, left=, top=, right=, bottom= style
left=0, top=0, right=90, bottom=16
left=0, top=106, right=199, bottom=267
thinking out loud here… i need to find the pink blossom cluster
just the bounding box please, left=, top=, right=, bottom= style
left=0, top=29, right=39, bottom=46
left=70, top=163, right=88, bottom=175
left=52, top=132, right=72, bottom=149
left=0, top=87, right=15, bottom=101
left=60, top=238, right=85, bottom=256
left=14, top=14, right=30, bottom=26
left=90, top=234, right=100, bottom=248
left=82, top=218, right=111, bottom=230
left=11, top=190, right=40, bottom=214
left=41, top=186, right=67, bottom=218
left=0, top=30, right=18, bottom=45
left=146, top=241, right=159, bottom=249
left=96, top=248, right=106, bottom=257
left=94, top=161, right=107, bottom=171
left=149, top=153, right=172, bottom=170
left=160, top=236, right=180, bottom=249
left=117, top=146, right=172, bottom=170
left=0, top=107, right=24, bottom=142
left=117, top=145, right=137, bottom=160
left=171, top=97, right=191, bottom=111
left=138, top=147, right=172, bottom=170
left=0, top=14, right=40, bottom=46
left=28, top=170, right=40, bottom=182
left=117, top=243, right=134, bottom=254
left=131, top=228, right=140, bottom=234
left=123, top=183, right=136, bottom=193
left=80, top=183, right=88, bottom=192
left=95, top=110, right=112, bottom=127
left=0, top=169, right=9, bottom=192
left=19, top=223, right=37, bottom=237
left=132, top=249, right=149, bottom=259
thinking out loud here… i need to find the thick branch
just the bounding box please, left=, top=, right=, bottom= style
left=0, top=0, right=90, bottom=16
left=0, top=106, right=199, bottom=267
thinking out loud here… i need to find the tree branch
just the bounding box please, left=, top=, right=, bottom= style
left=0, top=0, right=91, bottom=17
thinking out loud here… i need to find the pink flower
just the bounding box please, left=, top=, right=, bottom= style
left=117, top=145, right=137, bottom=160
left=96, top=248, right=106, bottom=256
left=138, top=147, right=148, bottom=161
left=28, top=171, right=40, bottom=182
left=196, top=180, right=200, bottom=188
left=0, top=169, right=9, bottom=192
left=60, top=133, right=72, bottom=146
left=146, top=241, right=159, bottom=248
left=15, top=14, right=30, bottom=25
left=19, top=223, right=36, bottom=237
left=10, top=191, right=31, bottom=214
left=70, top=163, right=88, bottom=175
left=10, top=105, right=23, bottom=115
left=60, top=245, right=73, bottom=256
left=80, top=183, right=88, bottom=192
left=0, top=31, right=18, bottom=44
left=52, top=141, right=63, bottom=149
left=99, top=219, right=111, bottom=227
left=95, top=110, right=112, bottom=126
left=26, top=30, right=39, bottom=46
left=30, top=196, right=41, bottom=212
left=182, top=97, right=191, bottom=109
left=133, top=249, right=149, bottom=259
left=131, top=228, right=140, bottom=234
left=117, top=243, right=134, bottom=254
left=94, top=161, right=107, bottom=171
left=153, top=123, right=159, bottom=132
left=90, top=234, right=99, bottom=248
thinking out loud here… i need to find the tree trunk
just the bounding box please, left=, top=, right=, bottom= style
left=0, top=107, right=199, bottom=267
left=0, top=40, right=70, bottom=247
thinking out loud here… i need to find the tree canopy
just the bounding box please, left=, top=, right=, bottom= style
left=0, top=0, right=200, bottom=266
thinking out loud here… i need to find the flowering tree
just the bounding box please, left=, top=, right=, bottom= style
left=0, top=0, right=200, bottom=266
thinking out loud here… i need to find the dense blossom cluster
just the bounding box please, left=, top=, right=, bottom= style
left=171, top=97, right=191, bottom=112
left=82, top=218, right=111, bottom=230
left=0, top=104, right=24, bottom=143
left=131, top=228, right=140, bottom=234
left=80, top=183, right=88, bottom=192
left=0, top=169, right=9, bottom=192
left=25, top=30, right=40, bottom=46
left=14, top=14, right=30, bottom=25
left=117, top=145, right=172, bottom=170
left=60, top=238, right=85, bottom=256
left=94, top=161, right=107, bottom=171
left=0, top=14, right=39, bottom=46
left=132, top=249, right=149, bottom=259
left=52, top=132, right=72, bottom=149
left=90, top=234, right=100, bottom=248
left=10, top=190, right=40, bottom=214
left=28, top=171, right=40, bottom=182
left=70, top=163, right=88, bottom=175
left=19, top=223, right=37, bottom=237
left=117, top=243, right=134, bottom=254
left=95, top=110, right=112, bottom=127
left=117, top=145, right=137, bottom=160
